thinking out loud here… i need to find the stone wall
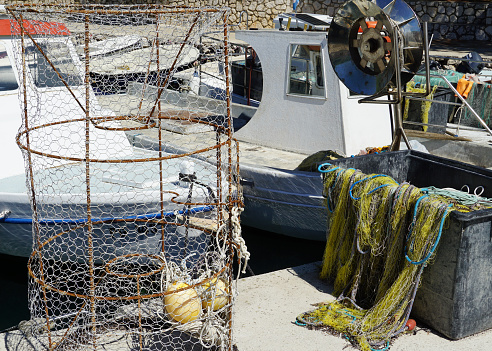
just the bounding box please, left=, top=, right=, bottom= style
left=0, top=0, right=292, bottom=29
left=298, top=1, right=492, bottom=41
left=408, top=1, right=492, bottom=41
left=3, top=0, right=491, bottom=38
left=164, top=0, right=290, bottom=29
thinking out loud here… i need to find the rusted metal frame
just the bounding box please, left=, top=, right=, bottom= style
left=7, top=10, right=87, bottom=115
left=26, top=224, right=228, bottom=339
left=233, top=138, right=243, bottom=206
left=155, top=14, right=166, bottom=256
left=27, top=248, right=230, bottom=301
left=13, top=11, right=54, bottom=347
left=137, top=275, right=143, bottom=351
left=92, top=112, right=226, bottom=131
left=168, top=188, right=225, bottom=209
left=17, top=124, right=229, bottom=163
left=83, top=14, right=97, bottom=349
left=221, top=11, right=235, bottom=350
left=28, top=222, right=230, bottom=343
left=215, top=140, right=223, bottom=221
left=9, top=5, right=222, bottom=16
left=149, top=12, right=201, bottom=118
left=105, top=253, right=166, bottom=278
left=224, top=15, right=233, bottom=215
left=17, top=111, right=226, bottom=139
left=170, top=198, right=225, bottom=207
left=214, top=13, right=224, bottom=227
left=16, top=114, right=156, bottom=132
left=91, top=117, right=157, bottom=131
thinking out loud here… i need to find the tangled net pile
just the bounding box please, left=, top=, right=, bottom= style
left=297, top=163, right=492, bottom=350
left=7, top=3, right=247, bottom=350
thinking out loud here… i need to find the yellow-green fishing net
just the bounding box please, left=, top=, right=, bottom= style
left=403, top=81, right=438, bottom=132
left=297, top=163, right=492, bottom=350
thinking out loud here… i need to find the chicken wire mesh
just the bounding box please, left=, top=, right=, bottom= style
left=7, top=4, right=246, bottom=350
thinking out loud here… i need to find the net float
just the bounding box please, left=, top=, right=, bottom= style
left=405, top=319, right=417, bottom=331
left=202, top=278, right=229, bottom=311
left=164, top=281, right=202, bottom=324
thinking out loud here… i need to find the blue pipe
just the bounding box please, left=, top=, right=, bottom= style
left=0, top=205, right=214, bottom=225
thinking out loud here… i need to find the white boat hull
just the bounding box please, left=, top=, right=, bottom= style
left=240, top=164, right=327, bottom=241
left=0, top=156, right=220, bottom=259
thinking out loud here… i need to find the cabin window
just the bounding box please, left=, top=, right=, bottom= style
left=25, top=41, right=82, bottom=88
left=288, top=44, right=324, bottom=97
left=0, top=43, right=18, bottom=91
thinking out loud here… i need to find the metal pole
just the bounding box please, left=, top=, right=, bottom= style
left=390, top=26, right=412, bottom=151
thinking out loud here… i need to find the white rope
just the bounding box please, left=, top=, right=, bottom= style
left=155, top=204, right=248, bottom=349
left=230, top=205, right=250, bottom=274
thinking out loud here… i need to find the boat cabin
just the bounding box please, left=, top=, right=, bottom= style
left=233, top=29, right=393, bottom=156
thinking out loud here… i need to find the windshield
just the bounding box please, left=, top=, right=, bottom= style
left=0, top=43, right=18, bottom=91
left=288, top=44, right=324, bottom=97
left=25, top=41, right=82, bottom=88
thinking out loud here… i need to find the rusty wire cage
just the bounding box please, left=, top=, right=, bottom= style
left=6, top=3, right=246, bottom=350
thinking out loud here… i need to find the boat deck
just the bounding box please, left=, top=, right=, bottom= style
left=97, top=93, right=309, bottom=171
left=98, top=91, right=492, bottom=172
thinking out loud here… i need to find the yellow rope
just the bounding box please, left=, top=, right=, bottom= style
left=299, top=165, right=490, bottom=350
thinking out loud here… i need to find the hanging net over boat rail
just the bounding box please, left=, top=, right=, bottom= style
left=297, top=163, right=492, bottom=351
left=7, top=3, right=246, bottom=350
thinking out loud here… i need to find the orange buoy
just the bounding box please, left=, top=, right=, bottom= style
left=405, top=318, right=416, bottom=331
left=164, top=281, right=202, bottom=324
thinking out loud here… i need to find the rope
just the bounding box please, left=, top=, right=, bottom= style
left=422, top=185, right=492, bottom=208
left=297, top=163, right=492, bottom=351
left=156, top=208, right=246, bottom=348
left=405, top=201, right=452, bottom=265
left=230, top=205, right=250, bottom=274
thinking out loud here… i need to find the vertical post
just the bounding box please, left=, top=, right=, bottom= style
left=15, top=10, right=54, bottom=347
left=137, top=276, right=143, bottom=350
left=389, top=25, right=411, bottom=151
left=155, top=13, right=166, bottom=255
left=223, top=10, right=234, bottom=350
left=84, top=13, right=97, bottom=349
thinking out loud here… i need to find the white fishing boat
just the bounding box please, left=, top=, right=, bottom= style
left=0, top=11, right=223, bottom=259
left=124, top=23, right=393, bottom=241
left=123, top=1, right=492, bottom=243
left=75, top=34, right=143, bottom=59
left=89, top=43, right=200, bottom=93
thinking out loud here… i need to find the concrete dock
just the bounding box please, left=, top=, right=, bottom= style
left=2, top=261, right=491, bottom=350
left=233, top=262, right=492, bottom=351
